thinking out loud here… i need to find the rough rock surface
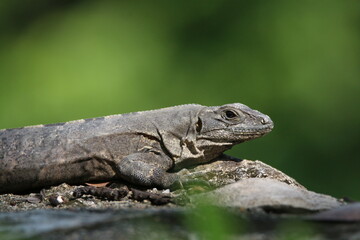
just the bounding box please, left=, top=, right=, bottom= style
left=0, top=158, right=358, bottom=240
left=187, top=155, right=305, bottom=189
left=308, top=202, right=360, bottom=222
left=191, top=178, right=343, bottom=212
left=0, top=183, right=176, bottom=212
left=0, top=158, right=307, bottom=211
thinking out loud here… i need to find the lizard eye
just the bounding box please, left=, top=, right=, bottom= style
left=224, top=110, right=237, bottom=119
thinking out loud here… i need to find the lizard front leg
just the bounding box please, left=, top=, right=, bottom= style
left=115, top=150, right=178, bottom=189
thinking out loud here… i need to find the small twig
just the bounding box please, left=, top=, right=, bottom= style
left=72, top=186, right=172, bottom=205
left=130, top=188, right=171, bottom=205
left=73, top=186, right=129, bottom=201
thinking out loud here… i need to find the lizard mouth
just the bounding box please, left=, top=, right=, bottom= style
left=198, top=125, right=273, bottom=143
left=232, top=125, right=273, bottom=136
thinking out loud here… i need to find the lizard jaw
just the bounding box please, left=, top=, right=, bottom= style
left=233, top=126, right=273, bottom=136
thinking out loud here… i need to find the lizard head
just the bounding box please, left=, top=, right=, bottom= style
left=196, top=103, right=274, bottom=143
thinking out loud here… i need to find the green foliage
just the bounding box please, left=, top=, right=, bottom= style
left=185, top=204, right=317, bottom=240
left=0, top=0, right=359, bottom=199
left=277, top=221, right=316, bottom=240
left=185, top=204, right=239, bottom=240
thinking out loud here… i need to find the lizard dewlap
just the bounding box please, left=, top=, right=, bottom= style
left=0, top=103, right=273, bottom=193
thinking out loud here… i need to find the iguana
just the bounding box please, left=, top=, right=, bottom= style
left=0, top=103, right=273, bottom=193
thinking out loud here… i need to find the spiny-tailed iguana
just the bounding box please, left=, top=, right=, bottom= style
left=0, top=103, right=273, bottom=193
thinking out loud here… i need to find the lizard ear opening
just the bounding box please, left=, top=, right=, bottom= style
left=196, top=117, right=202, bottom=133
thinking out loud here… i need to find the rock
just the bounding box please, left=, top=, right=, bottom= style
left=0, top=183, right=175, bottom=212
left=191, top=178, right=343, bottom=212
left=0, top=209, right=198, bottom=240
left=308, top=202, right=360, bottom=222
left=0, top=158, right=337, bottom=212
left=0, top=157, right=357, bottom=240
left=186, top=155, right=305, bottom=189
left=1, top=207, right=359, bottom=240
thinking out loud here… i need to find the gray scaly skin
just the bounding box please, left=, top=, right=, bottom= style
left=0, top=103, right=274, bottom=193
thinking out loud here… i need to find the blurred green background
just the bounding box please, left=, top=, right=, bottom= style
left=0, top=0, right=359, bottom=199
